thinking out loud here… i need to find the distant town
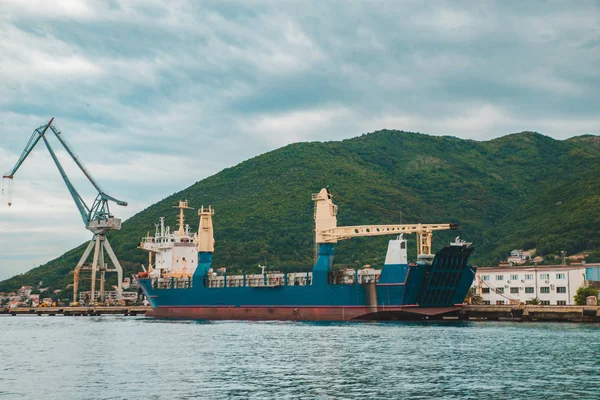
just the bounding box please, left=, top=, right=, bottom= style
left=500, top=248, right=590, bottom=267
left=0, top=277, right=142, bottom=308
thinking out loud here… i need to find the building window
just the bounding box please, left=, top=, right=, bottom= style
left=496, top=275, right=504, bottom=281
left=496, top=300, right=505, bottom=305
left=525, top=287, right=534, bottom=294
left=556, top=287, right=567, bottom=293
left=482, top=287, right=490, bottom=294
left=556, top=273, right=566, bottom=280
left=510, top=287, right=519, bottom=294
left=483, top=301, right=491, bottom=305
left=525, top=274, right=533, bottom=280
left=510, top=274, right=519, bottom=280
left=496, top=287, right=504, bottom=294
left=481, top=275, right=490, bottom=281
left=540, top=287, right=550, bottom=294
left=557, top=301, right=567, bottom=305
left=540, top=273, right=550, bottom=280
left=540, top=300, right=550, bottom=305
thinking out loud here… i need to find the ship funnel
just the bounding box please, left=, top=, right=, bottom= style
left=198, top=205, right=215, bottom=252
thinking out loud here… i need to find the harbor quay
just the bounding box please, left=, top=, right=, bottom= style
left=2, top=305, right=600, bottom=322
left=0, top=306, right=151, bottom=317
left=459, top=305, right=600, bottom=322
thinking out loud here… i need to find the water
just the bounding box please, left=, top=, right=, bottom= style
left=0, top=317, right=599, bottom=399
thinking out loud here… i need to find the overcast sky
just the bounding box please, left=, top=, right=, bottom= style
left=0, top=0, right=599, bottom=281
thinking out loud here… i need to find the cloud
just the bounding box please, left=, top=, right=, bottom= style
left=0, top=0, right=599, bottom=279
left=242, top=106, right=352, bottom=146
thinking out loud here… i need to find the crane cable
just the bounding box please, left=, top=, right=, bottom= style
left=1, top=176, right=13, bottom=206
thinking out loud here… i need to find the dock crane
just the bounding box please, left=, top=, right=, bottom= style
left=313, top=188, right=458, bottom=260
left=2, top=118, right=127, bottom=304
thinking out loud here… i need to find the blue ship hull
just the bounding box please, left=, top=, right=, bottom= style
left=138, top=244, right=475, bottom=321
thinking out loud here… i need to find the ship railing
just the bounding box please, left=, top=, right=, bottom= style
left=328, top=268, right=382, bottom=285
left=287, top=272, right=312, bottom=286
left=203, top=272, right=313, bottom=288
left=151, top=277, right=192, bottom=290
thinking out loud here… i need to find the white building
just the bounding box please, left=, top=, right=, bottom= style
left=79, top=291, right=138, bottom=303
left=472, top=264, right=600, bottom=305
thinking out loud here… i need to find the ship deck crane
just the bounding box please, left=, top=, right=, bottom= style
left=2, top=118, right=128, bottom=304
left=313, top=188, right=458, bottom=259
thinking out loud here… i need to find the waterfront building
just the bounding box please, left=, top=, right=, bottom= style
left=78, top=290, right=138, bottom=303
left=472, top=264, right=600, bottom=305
left=17, top=286, right=32, bottom=297
left=507, top=249, right=536, bottom=265
left=28, top=294, right=40, bottom=306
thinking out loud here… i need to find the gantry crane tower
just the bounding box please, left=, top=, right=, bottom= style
left=3, top=118, right=128, bottom=304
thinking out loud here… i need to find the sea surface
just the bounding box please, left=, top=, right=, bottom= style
left=0, top=317, right=599, bottom=399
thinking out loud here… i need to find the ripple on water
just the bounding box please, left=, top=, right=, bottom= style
left=0, top=317, right=599, bottom=399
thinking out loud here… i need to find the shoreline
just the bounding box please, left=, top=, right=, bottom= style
left=2, top=305, right=600, bottom=322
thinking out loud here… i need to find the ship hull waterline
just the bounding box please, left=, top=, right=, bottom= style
left=145, top=305, right=464, bottom=321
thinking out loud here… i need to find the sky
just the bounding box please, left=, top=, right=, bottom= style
left=0, top=0, right=599, bottom=281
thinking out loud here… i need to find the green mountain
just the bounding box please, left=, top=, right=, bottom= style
left=2, top=130, right=600, bottom=295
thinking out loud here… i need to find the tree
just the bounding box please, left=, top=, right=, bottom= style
left=527, top=297, right=540, bottom=305
left=465, top=287, right=483, bottom=305
left=574, top=287, right=599, bottom=305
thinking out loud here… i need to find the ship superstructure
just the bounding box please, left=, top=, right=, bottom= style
left=136, top=189, right=475, bottom=321
left=139, top=201, right=214, bottom=281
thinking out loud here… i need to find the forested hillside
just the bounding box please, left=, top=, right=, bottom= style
left=2, top=130, right=599, bottom=295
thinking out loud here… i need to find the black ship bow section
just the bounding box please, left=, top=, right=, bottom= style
left=417, top=245, right=475, bottom=307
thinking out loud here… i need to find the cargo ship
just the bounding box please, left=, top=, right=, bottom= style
left=136, top=189, right=475, bottom=321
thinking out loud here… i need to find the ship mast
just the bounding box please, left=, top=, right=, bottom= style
left=173, top=200, right=193, bottom=237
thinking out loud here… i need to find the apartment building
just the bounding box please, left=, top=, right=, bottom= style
left=472, top=264, right=600, bottom=305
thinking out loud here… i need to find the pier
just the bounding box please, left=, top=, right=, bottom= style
left=1, top=306, right=151, bottom=317
left=459, top=305, right=600, bottom=322
left=3, top=305, right=600, bottom=321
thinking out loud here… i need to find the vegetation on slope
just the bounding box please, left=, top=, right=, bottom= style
left=2, top=130, right=599, bottom=296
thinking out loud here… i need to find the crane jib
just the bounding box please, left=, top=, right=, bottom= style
left=3, top=118, right=127, bottom=220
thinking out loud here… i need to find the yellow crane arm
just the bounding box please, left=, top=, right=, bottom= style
left=312, top=188, right=459, bottom=256
left=318, top=223, right=459, bottom=255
